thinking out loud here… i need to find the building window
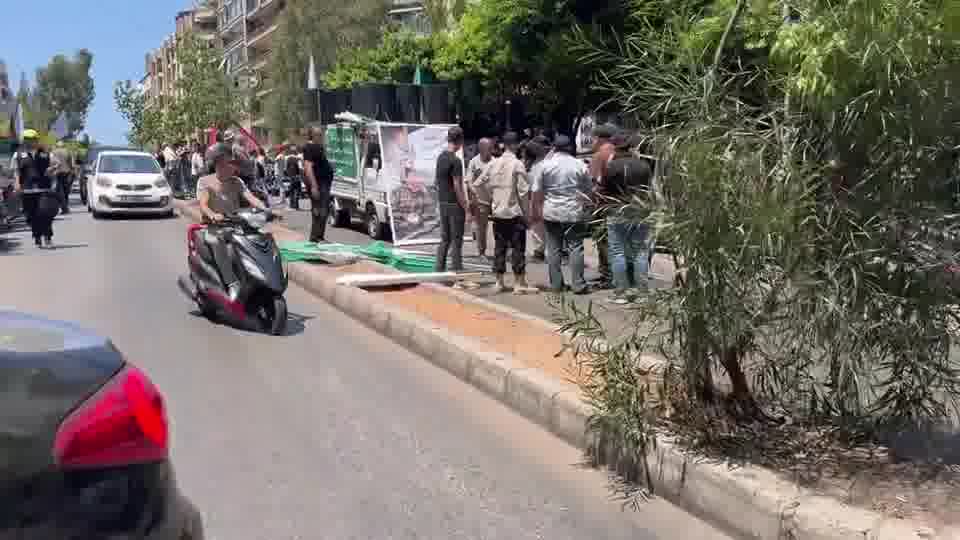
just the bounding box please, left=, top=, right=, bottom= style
left=221, top=0, right=243, bottom=27
left=225, top=45, right=246, bottom=73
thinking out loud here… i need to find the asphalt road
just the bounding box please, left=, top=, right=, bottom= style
left=1, top=198, right=730, bottom=540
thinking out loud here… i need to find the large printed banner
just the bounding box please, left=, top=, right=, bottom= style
left=325, top=124, right=358, bottom=179
left=378, top=123, right=456, bottom=246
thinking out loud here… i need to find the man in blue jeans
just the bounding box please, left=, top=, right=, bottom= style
left=434, top=126, right=468, bottom=274
left=530, top=135, right=593, bottom=294
left=602, top=132, right=655, bottom=303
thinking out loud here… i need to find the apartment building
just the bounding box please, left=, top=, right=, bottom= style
left=217, top=0, right=434, bottom=144
left=143, top=7, right=217, bottom=107
left=388, top=0, right=431, bottom=35
left=214, top=0, right=286, bottom=144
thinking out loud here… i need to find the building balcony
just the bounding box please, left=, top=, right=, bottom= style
left=224, top=41, right=248, bottom=74
left=195, top=7, right=217, bottom=23
left=246, top=21, right=277, bottom=51
left=246, top=0, right=281, bottom=22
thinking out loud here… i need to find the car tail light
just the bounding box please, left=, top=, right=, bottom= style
left=53, top=364, right=169, bottom=469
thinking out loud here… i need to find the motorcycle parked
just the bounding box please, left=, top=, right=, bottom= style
left=177, top=208, right=289, bottom=335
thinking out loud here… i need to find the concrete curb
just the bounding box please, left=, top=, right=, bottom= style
left=172, top=200, right=951, bottom=540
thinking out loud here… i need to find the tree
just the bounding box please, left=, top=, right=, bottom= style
left=32, top=49, right=96, bottom=135
left=560, top=0, right=960, bottom=501
left=166, top=34, right=242, bottom=138
left=422, top=0, right=467, bottom=32
left=323, top=29, right=436, bottom=89
left=432, top=0, right=634, bottom=132
left=266, top=0, right=389, bottom=133
left=114, top=34, right=240, bottom=148
left=113, top=80, right=164, bottom=149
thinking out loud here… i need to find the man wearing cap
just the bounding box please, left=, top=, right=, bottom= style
left=223, top=130, right=256, bottom=185
left=530, top=134, right=593, bottom=294
left=195, top=142, right=268, bottom=300
left=14, top=129, right=56, bottom=247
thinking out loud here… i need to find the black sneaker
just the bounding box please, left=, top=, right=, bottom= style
left=34, top=237, right=42, bottom=248
left=43, top=236, right=53, bottom=248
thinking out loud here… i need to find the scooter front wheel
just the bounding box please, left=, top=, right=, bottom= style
left=254, top=294, right=288, bottom=335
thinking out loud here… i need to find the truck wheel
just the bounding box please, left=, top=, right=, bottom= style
left=329, top=200, right=350, bottom=228
left=366, top=209, right=384, bottom=240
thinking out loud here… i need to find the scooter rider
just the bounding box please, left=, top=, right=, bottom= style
left=196, top=142, right=268, bottom=301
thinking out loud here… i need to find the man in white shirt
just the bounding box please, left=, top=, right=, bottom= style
left=190, top=143, right=205, bottom=197
left=162, top=143, right=179, bottom=192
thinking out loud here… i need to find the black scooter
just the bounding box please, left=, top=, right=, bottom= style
left=177, top=208, right=289, bottom=335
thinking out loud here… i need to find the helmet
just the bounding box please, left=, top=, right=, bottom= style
left=22, top=129, right=39, bottom=140
left=205, top=142, right=237, bottom=166
left=222, top=129, right=236, bottom=142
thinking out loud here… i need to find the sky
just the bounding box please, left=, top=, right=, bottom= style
left=1, top=1, right=199, bottom=146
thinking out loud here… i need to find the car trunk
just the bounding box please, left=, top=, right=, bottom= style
left=0, top=313, right=125, bottom=476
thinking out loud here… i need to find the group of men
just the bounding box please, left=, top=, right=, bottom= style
left=435, top=124, right=655, bottom=302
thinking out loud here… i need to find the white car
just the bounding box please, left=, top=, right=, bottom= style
left=87, top=151, right=174, bottom=218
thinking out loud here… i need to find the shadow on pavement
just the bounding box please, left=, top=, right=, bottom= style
left=0, top=236, right=22, bottom=255
left=97, top=213, right=178, bottom=221
left=187, top=309, right=314, bottom=337
left=47, top=243, right=89, bottom=250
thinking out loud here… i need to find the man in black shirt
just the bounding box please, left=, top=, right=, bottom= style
left=435, top=126, right=468, bottom=272
left=602, top=131, right=655, bottom=302
left=14, top=130, right=56, bottom=248
left=302, top=126, right=334, bottom=242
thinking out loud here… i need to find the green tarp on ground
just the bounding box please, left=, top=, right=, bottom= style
left=279, top=240, right=436, bottom=273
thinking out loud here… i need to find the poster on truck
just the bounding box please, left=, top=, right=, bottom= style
left=378, top=123, right=456, bottom=246
left=325, top=124, right=358, bottom=180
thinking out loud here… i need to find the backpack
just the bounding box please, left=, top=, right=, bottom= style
left=285, top=155, right=300, bottom=176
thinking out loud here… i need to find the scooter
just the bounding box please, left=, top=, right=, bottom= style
left=177, top=208, right=289, bottom=335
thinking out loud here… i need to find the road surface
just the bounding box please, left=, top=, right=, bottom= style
left=0, top=199, right=730, bottom=540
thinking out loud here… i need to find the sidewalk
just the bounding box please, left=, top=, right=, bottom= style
left=275, top=200, right=675, bottom=340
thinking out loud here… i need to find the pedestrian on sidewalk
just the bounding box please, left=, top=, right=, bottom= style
left=590, top=123, right=619, bottom=288
left=302, top=127, right=333, bottom=242
left=14, top=129, right=57, bottom=248
left=162, top=143, right=179, bottom=194
left=284, top=142, right=304, bottom=210
left=531, top=135, right=593, bottom=294
left=434, top=126, right=468, bottom=274
left=51, top=141, right=74, bottom=214
left=466, top=137, right=494, bottom=260
left=602, top=131, right=655, bottom=303
left=524, top=135, right=552, bottom=262
left=476, top=131, right=537, bottom=294
left=190, top=143, right=205, bottom=197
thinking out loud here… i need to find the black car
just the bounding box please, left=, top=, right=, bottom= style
left=0, top=310, right=203, bottom=539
